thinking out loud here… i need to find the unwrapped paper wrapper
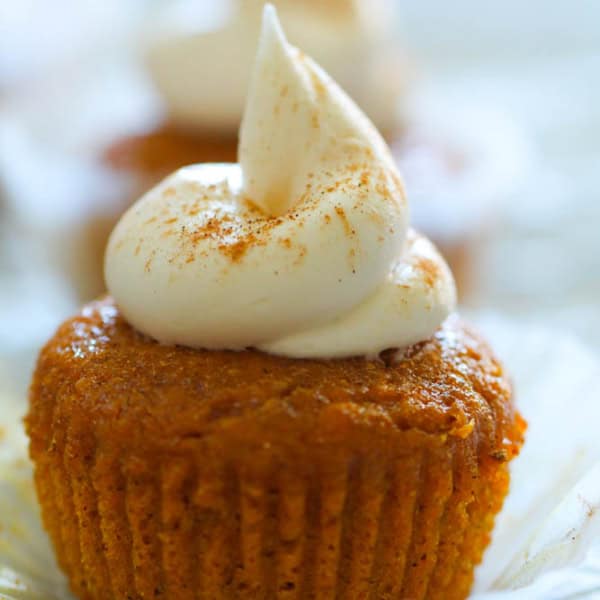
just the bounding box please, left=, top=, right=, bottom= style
left=1, top=317, right=599, bottom=599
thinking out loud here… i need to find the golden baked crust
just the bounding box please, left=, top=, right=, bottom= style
left=27, top=298, right=524, bottom=600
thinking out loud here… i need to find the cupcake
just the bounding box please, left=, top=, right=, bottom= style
left=27, top=7, right=524, bottom=600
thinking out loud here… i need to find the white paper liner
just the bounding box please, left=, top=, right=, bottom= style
left=471, top=315, right=600, bottom=598
left=1, top=318, right=599, bottom=599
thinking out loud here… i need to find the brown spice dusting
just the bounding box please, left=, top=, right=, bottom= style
left=334, top=206, right=353, bottom=237
left=292, top=244, right=308, bottom=267
left=219, top=234, right=258, bottom=262
left=144, top=250, right=156, bottom=273
left=416, top=256, right=441, bottom=288
left=308, top=66, right=327, bottom=98
left=376, top=182, right=392, bottom=200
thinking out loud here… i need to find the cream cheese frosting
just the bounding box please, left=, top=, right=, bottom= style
left=146, top=0, right=406, bottom=133
left=105, top=5, right=455, bottom=359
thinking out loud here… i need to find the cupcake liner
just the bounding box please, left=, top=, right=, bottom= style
left=30, top=421, right=509, bottom=600
left=2, top=309, right=600, bottom=600
left=21, top=307, right=521, bottom=600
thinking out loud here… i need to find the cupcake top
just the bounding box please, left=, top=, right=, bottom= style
left=105, top=5, right=455, bottom=359
left=146, top=0, right=406, bottom=133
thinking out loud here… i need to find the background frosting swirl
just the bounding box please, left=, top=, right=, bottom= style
left=106, top=6, right=455, bottom=358
left=146, top=0, right=406, bottom=133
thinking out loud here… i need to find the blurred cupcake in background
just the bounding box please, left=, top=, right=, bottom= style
left=102, top=0, right=528, bottom=299
left=104, top=0, right=408, bottom=183
left=95, top=0, right=413, bottom=301
left=393, top=99, right=530, bottom=297
left=0, top=1, right=528, bottom=303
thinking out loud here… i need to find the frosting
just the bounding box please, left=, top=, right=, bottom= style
left=146, top=0, right=406, bottom=133
left=106, top=6, right=455, bottom=359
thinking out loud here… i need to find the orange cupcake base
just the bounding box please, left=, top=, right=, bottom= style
left=27, top=299, right=524, bottom=599
left=33, top=440, right=512, bottom=599
left=104, top=124, right=238, bottom=182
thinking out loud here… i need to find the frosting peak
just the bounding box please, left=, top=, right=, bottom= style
left=106, top=6, right=455, bottom=358
left=239, top=5, right=394, bottom=217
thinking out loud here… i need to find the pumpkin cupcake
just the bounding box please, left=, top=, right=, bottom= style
left=27, top=7, right=524, bottom=600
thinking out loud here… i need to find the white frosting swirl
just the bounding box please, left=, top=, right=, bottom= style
left=106, top=6, right=455, bottom=358
left=147, top=0, right=406, bottom=133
